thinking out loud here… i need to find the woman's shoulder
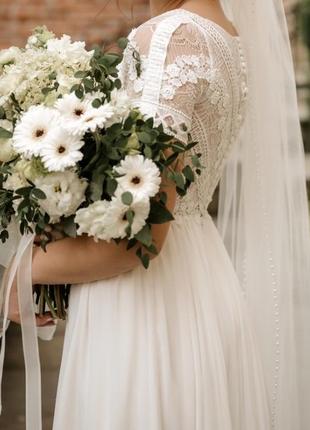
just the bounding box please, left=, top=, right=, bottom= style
left=126, top=9, right=207, bottom=54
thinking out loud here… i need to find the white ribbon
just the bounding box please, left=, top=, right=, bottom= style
left=0, top=234, right=42, bottom=430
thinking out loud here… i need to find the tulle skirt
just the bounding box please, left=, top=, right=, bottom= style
left=52, top=213, right=271, bottom=430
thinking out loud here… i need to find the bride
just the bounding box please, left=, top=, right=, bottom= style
left=5, top=0, right=310, bottom=429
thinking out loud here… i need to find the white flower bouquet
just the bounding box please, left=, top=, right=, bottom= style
left=0, top=27, right=202, bottom=319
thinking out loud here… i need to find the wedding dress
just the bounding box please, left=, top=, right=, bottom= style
left=52, top=9, right=271, bottom=429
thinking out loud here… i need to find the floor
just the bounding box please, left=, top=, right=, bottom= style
left=0, top=321, right=65, bottom=430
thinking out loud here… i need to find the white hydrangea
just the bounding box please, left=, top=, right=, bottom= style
left=114, top=155, right=161, bottom=200
left=34, top=171, right=87, bottom=223
left=0, top=34, right=92, bottom=114
left=0, top=47, right=22, bottom=67
left=0, top=69, right=25, bottom=99
left=0, top=119, right=16, bottom=162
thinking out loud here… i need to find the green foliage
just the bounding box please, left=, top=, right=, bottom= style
left=0, top=127, right=13, bottom=139
left=69, top=46, right=123, bottom=102
left=0, top=31, right=204, bottom=284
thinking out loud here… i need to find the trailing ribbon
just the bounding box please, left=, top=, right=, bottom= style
left=0, top=234, right=42, bottom=430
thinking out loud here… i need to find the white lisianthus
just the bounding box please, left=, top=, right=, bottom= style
left=3, top=158, right=44, bottom=193
left=34, top=171, right=87, bottom=223
left=3, top=171, right=28, bottom=191
left=114, top=155, right=161, bottom=200
left=103, top=196, right=150, bottom=240
left=14, top=158, right=47, bottom=181
left=75, top=200, right=111, bottom=241
left=106, top=89, right=132, bottom=126
left=0, top=119, right=16, bottom=162
left=41, top=130, right=84, bottom=172
left=0, top=47, right=21, bottom=67
left=12, top=105, right=60, bottom=158
left=47, top=35, right=93, bottom=63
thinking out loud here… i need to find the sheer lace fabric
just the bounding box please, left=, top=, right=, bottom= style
left=118, top=9, right=248, bottom=216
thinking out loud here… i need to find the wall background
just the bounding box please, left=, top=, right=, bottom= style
left=0, top=0, right=149, bottom=50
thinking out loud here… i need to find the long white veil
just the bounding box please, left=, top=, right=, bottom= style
left=218, top=1, right=310, bottom=429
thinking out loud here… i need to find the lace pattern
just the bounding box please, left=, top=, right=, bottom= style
left=118, top=9, right=248, bottom=217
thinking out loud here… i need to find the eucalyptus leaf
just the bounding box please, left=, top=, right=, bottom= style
left=144, top=145, right=152, bottom=159
left=31, top=188, right=47, bottom=200
left=0, top=127, right=13, bottom=139
left=141, top=252, right=150, bottom=269
left=0, top=107, right=6, bottom=119
left=137, top=131, right=153, bottom=144
left=118, top=37, right=128, bottom=50
left=126, top=209, right=135, bottom=225
left=106, top=178, right=118, bottom=196
left=122, top=191, right=133, bottom=206
left=15, top=186, right=31, bottom=196
left=148, top=200, right=174, bottom=224
left=92, top=98, right=102, bottom=108
left=182, top=165, right=195, bottom=182
left=134, top=224, right=152, bottom=247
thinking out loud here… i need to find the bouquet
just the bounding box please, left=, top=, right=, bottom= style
left=0, top=27, right=202, bottom=319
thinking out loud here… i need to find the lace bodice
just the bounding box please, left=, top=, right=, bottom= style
left=118, top=8, right=248, bottom=217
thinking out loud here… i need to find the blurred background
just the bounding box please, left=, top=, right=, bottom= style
left=0, top=1, right=309, bottom=429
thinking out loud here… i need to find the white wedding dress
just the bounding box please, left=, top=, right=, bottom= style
left=53, top=9, right=271, bottom=429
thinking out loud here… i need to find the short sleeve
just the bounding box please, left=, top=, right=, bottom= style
left=121, top=16, right=211, bottom=144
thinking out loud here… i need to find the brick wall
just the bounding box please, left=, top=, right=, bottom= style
left=0, top=0, right=150, bottom=49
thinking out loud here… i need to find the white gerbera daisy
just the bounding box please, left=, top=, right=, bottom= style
left=34, top=171, right=87, bottom=223
left=114, top=155, right=161, bottom=200
left=40, top=130, right=84, bottom=172
left=54, top=93, right=91, bottom=136
left=103, top=196, right=150, bottom=240
left=12, top=105, right=60, bottom=158
left=75, top=200, right=111, bottom=241
left=79, top=103, right=115, bottom=133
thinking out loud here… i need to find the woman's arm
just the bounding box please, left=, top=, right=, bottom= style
left=32, top=178, right=177, bottom=285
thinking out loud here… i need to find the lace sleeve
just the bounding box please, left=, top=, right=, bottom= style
left=123, top=17, right=211, bottom=144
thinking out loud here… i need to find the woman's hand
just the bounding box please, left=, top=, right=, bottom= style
left=8, top=276, right=56, bottom=327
